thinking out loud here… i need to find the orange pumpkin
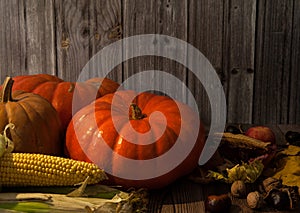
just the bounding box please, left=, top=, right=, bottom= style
left=0, top=77, right=62, bottom=155
left=66, top=90, right=205, bottom=189
left=1, top=74, right=120, bottom=131
left=85, top=77, right=121, bottom=97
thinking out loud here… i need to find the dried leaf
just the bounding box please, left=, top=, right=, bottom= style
left=278, top=145, right=300, bottom=156
left=207, top=160, right=264, bottom=183
left=272, top=156, right=300, bottom=191
left=67, top=176, right=89, bottom=197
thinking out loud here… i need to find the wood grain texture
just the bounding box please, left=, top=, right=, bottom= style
left=123, top=0, right=159, bottom=92
left=0, top=0, right=299, bottom=123
left=226, top=0, right=256, bottom=124
left=122, top=0, right=187, bottom=99
left=0, top=0, right=56, bottom=83
left=55, top=0, right=121, bottom=82
left=154, top=0, right=187, bottom=103
left=254, top=0, right=294, bottom=124
left=88, top=0, right=122, bottom=82
left=155, top=0, right=188, bottom=102
left=0, top=0, right=25, bottom=82
left=278, top=124, right=300, bottom=137
left=25, top=0, right=56, bottom=75
left=288, top=0, right=300, bottom=124
left=187, top=0, right=225, bottom=128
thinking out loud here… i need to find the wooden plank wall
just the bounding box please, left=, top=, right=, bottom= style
left=0, top=0, right=299, bottom=125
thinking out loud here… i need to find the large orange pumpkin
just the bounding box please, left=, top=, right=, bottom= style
left=0, top=77, right=62, bottom=155
left=1, top=74, right=120, bottom=131
left=66, top=90, right=205, bottom=189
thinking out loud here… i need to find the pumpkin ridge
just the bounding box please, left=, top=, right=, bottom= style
left=6, top=100, right=37, bottom=151
left=159, top=125, right=179, bottom=150
left=16, top=77, right=49, bottom=92
left=154, top=125, right=178, bottom=157
left=116, top=120, right=148, bottom=159
left=95, top=110, right=116, bottom=127
left=76, top=110, right=121, bottom=161
left=82, top=126, right=100, bottom=158
left=32, top=81, right=58, bottom=101
left=134, top=92, right=156, bottom=109
left=140, top=97, right=179, bottom=116
left=137, top=121, right=157, bottom=160
left=96, top=112, right=126, bottom=151
left=94, top=101, right=114, bottom=111
left=111, top=119, right=179, bottom=160
left=71, top=108, right=115, bottom=145
left=22, top=96, right=62, bottom=145
left=0, top=106, right=8, bottom=128
left=111, top=134, right=125, bottom=160
left=18, top=101, right=46, bottom=152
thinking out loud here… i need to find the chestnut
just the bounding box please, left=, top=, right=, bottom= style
left=205, top=193, right=232, bottom=213
left=265, top=189, right=290, bottom=210
left=225, top=125, right=242, bottom=134
left=285, top=131, right=300, bottom=145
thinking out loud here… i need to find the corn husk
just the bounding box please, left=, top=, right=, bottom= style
left=0, top=184, right=148, bottom=213
left=0, top=123, right=148, bottom=212
left=215, top=132, right=271, bottom=150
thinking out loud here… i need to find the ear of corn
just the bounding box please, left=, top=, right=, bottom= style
left=0, top=153, right=107, bottom=187
left=215, top=132, right=271, bottom=150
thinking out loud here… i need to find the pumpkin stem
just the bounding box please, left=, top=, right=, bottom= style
left=129, top=103, right=146, bottom=120
left=1, top=77, right=14, bottom=103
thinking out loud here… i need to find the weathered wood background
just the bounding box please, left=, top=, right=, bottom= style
left=0, top=0, right=299, bottom=125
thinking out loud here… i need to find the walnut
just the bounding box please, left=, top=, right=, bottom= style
left=231, top=180, right=246, bottom=198
left=247, top=191, right=264, bottom=209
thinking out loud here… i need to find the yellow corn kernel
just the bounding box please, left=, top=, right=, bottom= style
left=0, top=153, right=107, bottom=187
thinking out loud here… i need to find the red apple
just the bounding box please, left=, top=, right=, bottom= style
left=245, top=126, right=277, bottom=167
left=245, top=126, right=276, bottom=144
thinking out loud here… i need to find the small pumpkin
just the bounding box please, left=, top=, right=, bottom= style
left=66, top=90, right=205, bottom=189
left=0, top=77, right=62, bottom=155
left=1, top=74, right=120, bottom=131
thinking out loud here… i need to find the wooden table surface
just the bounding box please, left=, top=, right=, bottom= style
left=147, top=124, right=300, bottom=213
